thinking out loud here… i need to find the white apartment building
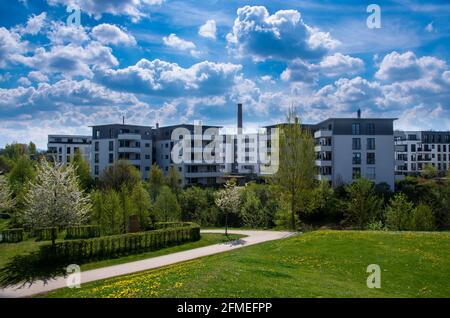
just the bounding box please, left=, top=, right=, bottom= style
left=47, top=135, right=91, bottom=164
left=394, top=130, right=450, bottom=178
left=90, top=124, right=153, bottom=180
left=314, top=115, right=396, bottom=189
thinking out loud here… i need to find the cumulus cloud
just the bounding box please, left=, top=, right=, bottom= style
left=91, top=23, right=136, bottom=46
left=94, top=58, right=242, bottom=97
left=28, top=71, right=49, bottom=82
left=226, top=5, right=339, bottom=61
left=46, top=22, right=89, bottom=45
left=47, top=0, right=165, bottom=22
left=163, top=33, right=195, bottom=50
left=375, top=51, right=447, bottom=82
left=199, top=20, right=217, bottom=40
left=281, top=59, right=318, bottom=83
left=0, top=27, right=28, bottom=67
left=16, top=12, right=47, bottom=35
left=318, top=53, right=364, bottom=77
left=17, top=77, right=31, bottom=86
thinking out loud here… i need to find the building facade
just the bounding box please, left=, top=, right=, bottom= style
left=47, top=135, right=91, bottom=164
left=394, top=130, right=450, bottom=178
left=314, top=117, right=396, bottom=189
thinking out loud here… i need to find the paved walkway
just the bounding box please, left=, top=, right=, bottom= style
left=0, top=229, right=294, bottom=298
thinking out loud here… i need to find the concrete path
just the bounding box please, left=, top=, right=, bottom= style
left=0, top=229, right=295, bottom=298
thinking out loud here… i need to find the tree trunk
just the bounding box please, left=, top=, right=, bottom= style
left=225, top=212, right=228, bottom=237
left=291, top=196, right=296, bottom=231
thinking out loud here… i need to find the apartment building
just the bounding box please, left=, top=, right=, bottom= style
left=314, top=114, right=396, bottom=189
left=47, top=135, right=91, bottom=164
left=90, top=124, right=153, bottom=180
left=153, top=123, right=223, bottom=186
left=394, top=130, right=450, bottom=177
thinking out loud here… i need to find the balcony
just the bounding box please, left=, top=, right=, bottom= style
left=118, top=133, right=141, bottom=140
left=185, top=171, right=223, bottom=178
left=118, top=147, right=141, bottom=153
left=314, top=130, right=332, bottom=138
left=395, top=145, right=407, bottom=152
left=315, top=159, right=332, bottom=167
left=315, top=145, right=332, bottom=152
left=316, top=174, right=332, bottom=181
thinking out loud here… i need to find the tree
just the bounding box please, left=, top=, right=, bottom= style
left=130, top=183, right=154, bottom=230
left=179, top=186, right=218, bottom=226
left=385, top=193, right=415, bottom=231
left=412, top=204, right=435, bottom=231
left=21, top=160, right=91, bottom=246
left=166, top=166, right=182, bottom=196
left=345, top=178, right=383, bottom=229
left=148, top=163, right=165, bottom=200
left=99, top=160, right=141, bottom=191
left=422, top=164, right=438, bottom=179
left=91, top=189, right=121, bottom=235
left=72, top=149, right=93, bottom=190
left=215, top=179, right=241, bottom=236
left=0, top=174, right=15, bottom=211
left=28, top=142, right=37, bottom=158
left=240, top=188, right=265, bottom=228
left=271, top=108, right=316, bottom=230
left=154, top=186, right=181, bottom=222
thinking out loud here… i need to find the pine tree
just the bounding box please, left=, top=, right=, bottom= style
left=21, top=160, right=91, bottom=246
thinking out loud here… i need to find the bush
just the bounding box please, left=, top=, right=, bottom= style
left=412, top=204, right=435, bottom=231
left=0, top=228, right=23, bottom=243
left=38, top=223, right=200, bottom=263
left=151, top=222, right=188, bottom=230
left=385, top=193, right=414, bottom=231
left=366, top=220, right=385, bottom=231
left=32, top=227, right=58, bottom=241
left=65, top=225, right=101, bottom=240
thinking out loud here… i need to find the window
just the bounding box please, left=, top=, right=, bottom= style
left=411, top=144, right=416, bottom=152
left=145, top=155, right=150, bottom=159
left=408, top=134, right=416, bottom=141
left=67, top=147, right=71, bottom=154
left=165, top=155, right=169, bottom=160
left=95, top=130, right=100, bottom=139
left=109, top=141, right=114, bottom=151
left=145, top=143, right=150, bottom=147
left=109, top=153, right=114, bottom=164
left=352, top=123, right=360, bottom=135
left=352, top=138, right=361, bottom=150
left=366, top=123, right=375, bottom=135
left=366, top=167, right=376, bottom=180
left=352, top=153, right=361, bottom=165
left=94, top=165, right=99, bottom=175
left=66, top=156, right=70, bottom=163
left=95, top=153, right=99, bottom=164
left=95, top=141, right=99, bottom=151
left=352, top=167, right=361, bottom=179
left=367, top=138, right=375, bottom=150
left=411, top=163, right=416, bottom=171
left=367, top=153, right=375, bottom=165
left=145, top=166, right=150, bottom=171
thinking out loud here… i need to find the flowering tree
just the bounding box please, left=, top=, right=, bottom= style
left=0, top=174, right=15, bottom=211
left=22, top=160, right=91, bottom=246
left=215, top=179, right=241, bottom=236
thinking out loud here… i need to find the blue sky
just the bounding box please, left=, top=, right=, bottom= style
left=0, top=0, right=449, bottom=148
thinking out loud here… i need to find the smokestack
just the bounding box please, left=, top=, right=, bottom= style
left=156, top=122, right=159, bottom=129
left=357, top=109, right=361, bottom=119
left=122, top=116, right=125, bottom=125
left=237, top=103, right=243, bottom=133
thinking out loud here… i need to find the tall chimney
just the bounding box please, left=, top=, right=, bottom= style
left=122, top=116, right=125, bottom=125
left=237, top=103, right=243, bottom=133
left=357, top=108, right=361, bottom=119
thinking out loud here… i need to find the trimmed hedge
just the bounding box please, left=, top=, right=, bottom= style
left=32, top=227, right=58, bottom=241
left=152, top=222, right=190, bottom=230
left=65, top=225, right=100, bottom=240
left=39, top=222, right=200, bottom=263
left=0, top=228, right=24, bottom=243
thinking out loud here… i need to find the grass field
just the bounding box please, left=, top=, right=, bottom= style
left=0, top=233, right=244, bottom=273
left=42, top=230, right=450, bottom=298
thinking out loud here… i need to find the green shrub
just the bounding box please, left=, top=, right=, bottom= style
left=152, top=222, right=188, bottom=230
left=366, top=220, right=385, bottom=231
left=412, top=204, right=435, bottom=231
left=32, top=227, right=58, bottom=241
left=39, top=223, right=200, bottom=263
left=0, top=228, right=24, bottom=243
left=385, top=193, right=414, bottom=230
left=65, top=225, right=101, bottom=240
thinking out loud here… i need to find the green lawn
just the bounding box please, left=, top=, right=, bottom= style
left=0, top=233, right=244, bottom=273
left=42, top=230, right=450, bottom=298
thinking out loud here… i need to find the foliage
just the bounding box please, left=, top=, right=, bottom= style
left=99, top=160, right=141, bottom=191
left=0, top=174, right=15, bottom=212
left=148, top=163, right=165, bottom=200
left=154, top=186, right=181, bottom=222
left=412, top=204, right=435, bottom=231
left=239, top=183, right=277, bottom=228
left=65, top=225, right=101, bottom=240
left=422, top=164, right=438, bottom=179
left=274, top=199, right=299, bottom=229
left=21, top=161, right=91, bottom=245
left=166, top=166, right=182, bottom=197
left=344, top=178, right=383, bottom=229
left=385, top=193, right=415, bottom=231
left=179, top=186, right=219, bottom=226
left=8, top=156, right=35, bottom=208
left=91, top=189, right=122, bottom=236
left=215, top=179, right=242, bottom=233
left=72, top=149, right=93, bottom=190
left=39, top=223, right=200, bottom=264
left=130, top=183, right=154, bottom=230
left=271, top=108, right=316, bottom=230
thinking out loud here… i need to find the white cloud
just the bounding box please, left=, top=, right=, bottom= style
left=425, top=22, right=434, bottom=32
left=199, top=20, right=217, bottom=40
left=28, top=71, right=49, bottom=82
left=17, top=12, right=47, bottom=35
left=319, top=53, right=364, bottom=77
left=281, top=59, right=318, bottom=84
left=226, top=5, right=339, bottom=61
left=91, top=23, right=136, bottom=46
left=47, top=22, right=89, bottom=45
left=163, top=33, right=196, bottom=50
left=94, top=58, right=242, bottom=97
left=17, top=77, right=31, bottom=86
left=0, top=27, right=28, bottom=67
left=47, top=0, right=165, bottom=22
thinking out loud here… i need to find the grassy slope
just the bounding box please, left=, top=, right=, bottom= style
left=0, top=233, right=244, bottom=272
left=42, top=230, right=450, bottom=298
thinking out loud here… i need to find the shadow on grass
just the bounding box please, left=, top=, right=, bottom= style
left=0, top=252, right=67, bottom=289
